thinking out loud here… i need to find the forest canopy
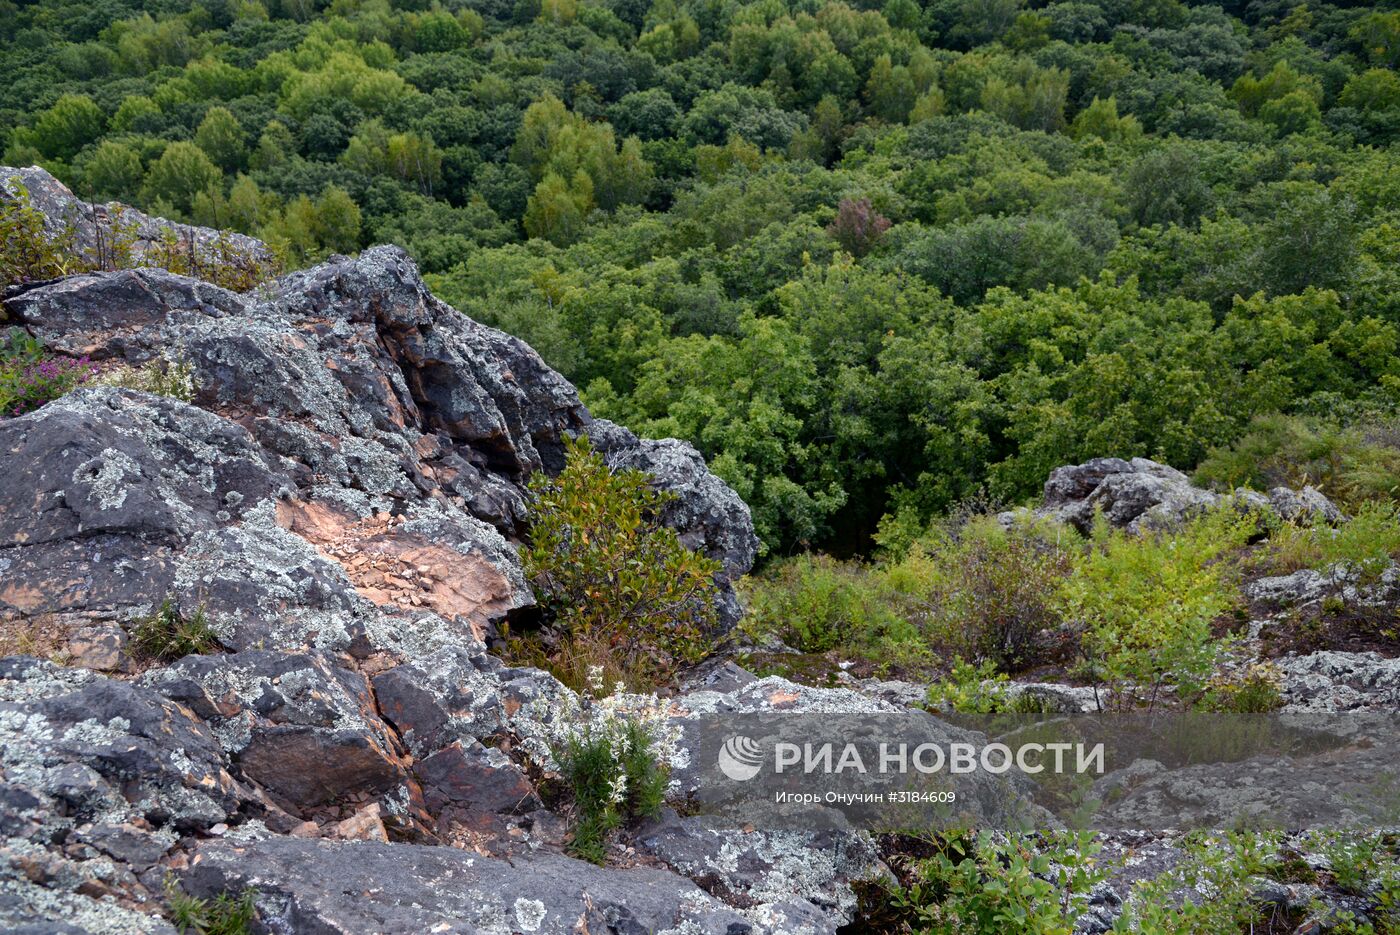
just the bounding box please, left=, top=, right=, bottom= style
left=5, top=0, right=1399, bottom=555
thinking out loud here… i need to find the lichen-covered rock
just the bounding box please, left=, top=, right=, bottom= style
left=4, top=235, right=756, bottom=634
left=0, top=657, right=254, bottom=932
left=141, top=652, right=412, bottom=817
left=0, top=387, right=394, bottom=653
left=0, top=172, right=770, bottom=930
left=1273, top=651, right=1400, bottom=712
left=0, top=165, right=272, bottom=273
left=369, top=645, right=572, bottom=760
left=1005, top=456, right=1343, bottom=536
left=635, top=816, right=884, bottom=935
left=5, top=268, right=244, bottom=364
left=1041, top=457, right=1219, bottom=533
left=181, top=836, right=755, bottom=934
left=1266, top=485, right=1345, bottom=525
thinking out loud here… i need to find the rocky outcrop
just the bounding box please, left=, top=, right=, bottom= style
left=1, top=166, right=272, bottom=279
left=0, top=170, right=772, bottom=933
left=1273, top=651, right=1400, bottom=712
left=2, top=172, right=756, bottom=639
left=1003, top=455, right=1343, bottom=534
left=0, top=657, right=256, bottom=933
left=141, top=652, right=415, bottom=820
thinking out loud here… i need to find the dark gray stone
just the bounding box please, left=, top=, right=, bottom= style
left=182, top=836, right=754, bottom=935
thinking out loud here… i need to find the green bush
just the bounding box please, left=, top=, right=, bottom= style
left=0, top=181, right=78, bottom=287
left=884, top=831, right=1103, bottom=935
left=890, top=516, right=1077, bottom=670
left=1116, top=831, right=1400, bottom=934
left=742, top=553, right=912, bottom=655
left=1195, top=662, right=1285, bottom=713
left=1057, top=511, right=1252, bottom=710
left=130, top=599, right=220, bottom=661
left=519, top=436, right=721, bottom=688
left=1116, top=832, right=1282, bottom=934
left=743, top=515, right=1074, bottom=674
left=1262, top=500, right=1400, bottom=582
left=926, top=658, right=1012, bottom=714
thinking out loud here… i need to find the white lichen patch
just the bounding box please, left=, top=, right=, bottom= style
left=512, top=896, right=547, bottom=932
left=73, top=447, right=141, bottom=510
left=62, top=716, right=133, bottom=747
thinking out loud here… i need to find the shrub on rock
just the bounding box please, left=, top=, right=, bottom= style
left=518, top=436, right=721, bottom=687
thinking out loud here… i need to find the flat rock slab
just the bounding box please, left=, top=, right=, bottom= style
left=183, top=836, right=753, bottom=935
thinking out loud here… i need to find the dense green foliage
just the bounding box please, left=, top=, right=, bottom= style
left=745, top=503, right=1400, bottom=707
left=1058, top=509, right=1251, bottom=707
left=869, top=830, right=1400, bottom=934
left=516, top=436, right=720, bottom=687
left=6, top=0, right=1400, bottom=554
left=882, top=831, right=1104, bottom=934
left=1117, top=831, right=1400, bottom=934
left=1196, top=412, right=1400, bottom=508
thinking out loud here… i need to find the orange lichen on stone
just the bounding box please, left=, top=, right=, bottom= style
left=276, top=499, right=516, bottom=640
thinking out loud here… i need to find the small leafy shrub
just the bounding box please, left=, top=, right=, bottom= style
left=892, top=515, right=1077, bottom=670
left=520, top=436, right=721, bottom=687
left=743, top=514, right=1072, bottom=676
left=0, top=181, right=77, bottom=286
left=0, top=328, right=99, bottom=417
left=93, top=356, right=196, bottom=402
left=926, top=658, right=1057, bottom=715
left=1115, top=831, right=1283, bottom=934
left=546, top=668, right=676, bottom=864
left=742, top=553, right=911, bottom=655
left=1196, top=662, right=1285, bottom=713
left=1306, top=832, right=1400, bottom=901
left=130, top=599, right=220, bottom=661
left=1262, top=500, right=1400, bottom=582
left=1057, top=510, right=1252, bottom=710
left=884, top=831, right=1103, bottom=935
left=926, top=658, right=1013, bottom=714
left=166, top=880, right=257, bottom=935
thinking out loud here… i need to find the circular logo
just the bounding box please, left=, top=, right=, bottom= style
left=717, top=735, right=763, bottom=782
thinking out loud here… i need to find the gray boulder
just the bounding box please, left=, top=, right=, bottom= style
left=1044, top=458, right=1218, bottom=534
left=1006, top=456, right=1343, bottom=536
left=1266, top=485, right=1345, bottom=525
left=1273, top=651, right=1400, bottom=712
left=181, top=836, right=755, bottom=935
